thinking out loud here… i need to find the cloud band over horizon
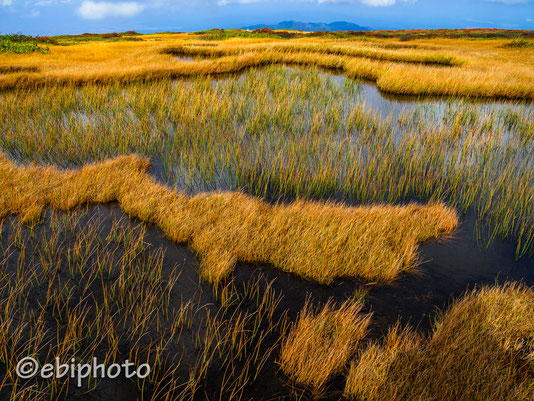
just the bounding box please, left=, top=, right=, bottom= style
left=76, top=1, right=145, bottom=19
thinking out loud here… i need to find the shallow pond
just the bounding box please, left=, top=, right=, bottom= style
left=1, top=62, right=534, bottom=399
left=6, top=201, right=528, bottom=400
left=174, top=56, right=196, bottom=62
left=353, top=77, right=534, bottom=120
left=187, top=63, right=534, bottom=119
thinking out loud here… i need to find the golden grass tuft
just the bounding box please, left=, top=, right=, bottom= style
left=0, top=153, right=458, bottom=284
left=345, top=283, right=534, bottom=401
left=279, top=299, right=371, bottom=390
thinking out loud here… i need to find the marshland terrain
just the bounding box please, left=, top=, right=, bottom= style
left=0, top=29, right=533, bottom=400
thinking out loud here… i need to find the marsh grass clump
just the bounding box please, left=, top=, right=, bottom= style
left=1, top=66, right=532, bottom=258
left=164, top=42, right=459, bottom=66
left=345, top=283, right=534, bottom=401
left=0, top=153, right=458, bottom=284
left=279, top=299, right=371, bottom=390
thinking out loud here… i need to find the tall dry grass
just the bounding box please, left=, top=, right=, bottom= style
left=1, top=33, right=533, bottom=99
left=0, top=153, right=457, bottom=284
left=164, top=42, right=460, bottom=66
left=279, top=299, right=371, bottom=390
left=345, top=283, right=534, bottom=401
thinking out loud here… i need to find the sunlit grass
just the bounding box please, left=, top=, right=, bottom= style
left=0, top=153, right=457, bottom=284
left=0, top=32, right=533, bottom=401
left=345, top=283, right=534, bottom=401
left=164, top=42, right=460, bottom=66
left=279, top=298, right=371, bottom=390
left=0, top=33, right=533, bottom=98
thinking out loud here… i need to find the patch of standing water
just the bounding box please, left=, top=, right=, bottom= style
left=321, top=68, right=534, bottom=122
left=174, top=64, right=534, bottom=121
left=174, top=56, right=198, bottom=62
left=234, top=210, right=534, bottom=337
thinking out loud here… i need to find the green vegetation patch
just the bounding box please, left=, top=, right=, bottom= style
left=49, top=31, right=144, bottom=46
left=504, top=38, right=534, bottom=48
left=0, top=34, right=49, bottom=54
left=190, top=28, right=296, bottom=40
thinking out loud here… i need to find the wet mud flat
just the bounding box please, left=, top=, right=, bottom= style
left=0, top=202, right=531, bottom=400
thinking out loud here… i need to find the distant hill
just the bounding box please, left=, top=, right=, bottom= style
left=242, top=21, right=370, bottom=32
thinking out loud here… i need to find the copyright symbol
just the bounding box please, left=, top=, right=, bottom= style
left=16, top=357, right=39, bottom=379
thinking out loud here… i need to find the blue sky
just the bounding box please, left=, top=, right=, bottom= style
left=1, top=0, right=533, bottom=36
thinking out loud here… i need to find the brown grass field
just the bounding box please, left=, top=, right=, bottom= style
left=1, top=32, right=533, bottom=99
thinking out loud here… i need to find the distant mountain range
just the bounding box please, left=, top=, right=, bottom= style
left=242, top=21, right=370, bottom=32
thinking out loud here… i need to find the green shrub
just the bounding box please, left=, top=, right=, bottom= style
left=504, top=38, right=534, bottom=48
left=0, top=34, right=49, bottom=54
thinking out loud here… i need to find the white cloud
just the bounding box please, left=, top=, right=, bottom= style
left=77, top=1, right=145, bottom=19
left=1, top=0, right=13, bottom=6
left=217, top=0, right=264, bottom=4
left=217, top=0, right=413, bottom=5
left=361, top=0, right=395, bottom=5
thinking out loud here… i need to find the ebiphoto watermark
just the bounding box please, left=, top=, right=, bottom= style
left=16, top=357, right=151, bottom=387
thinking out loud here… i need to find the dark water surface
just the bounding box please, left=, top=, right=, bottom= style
left=1, top=199, right=532, bottom=400
left=234, top=209, right=534, bottom=336
left=98, top=204, right=534, bottom=398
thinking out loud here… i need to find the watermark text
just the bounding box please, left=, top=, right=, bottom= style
left=16, top=357, right=150, bottom=387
